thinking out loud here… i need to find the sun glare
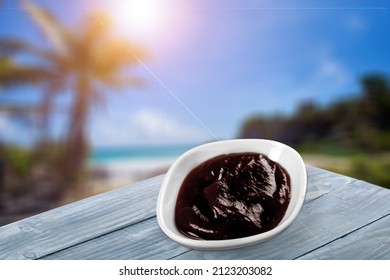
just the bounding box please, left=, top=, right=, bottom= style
left=102, top=0, right=195, bottom=58
left=108, top=0, right=171, bottom=42
left=129, top=0, right=162, bottom=28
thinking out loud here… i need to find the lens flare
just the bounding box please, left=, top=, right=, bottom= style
left=108, top=0, right=171, bottom=41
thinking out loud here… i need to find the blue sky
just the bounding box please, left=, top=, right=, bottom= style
left=0, top=0, right=389, bottom=147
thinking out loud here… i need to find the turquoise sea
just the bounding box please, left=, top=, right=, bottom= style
left=89, top=144, right=197, bottom=165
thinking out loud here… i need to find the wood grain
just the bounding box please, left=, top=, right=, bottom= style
left=0, top=175, right=163, bottom=259
left=298, top=214, right=390, bottom=260
left=1, top=165, right=389, bottom=260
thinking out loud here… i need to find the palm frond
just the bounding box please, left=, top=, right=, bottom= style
left=0, top=57, right=53, bottom=88
left=82, top=10, right=112, bottom=44
left=21, top=0, right=70, bottom=55
left=101, top=74, right=147, bottom=89
left=0, top=37, right=52, bottom=60
left=0, top=38, right=34, bottom=55
left=0, top=103, right=38, bottom=115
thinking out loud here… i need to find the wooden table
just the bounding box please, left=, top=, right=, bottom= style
left=1, top=165, right=389, bottom=260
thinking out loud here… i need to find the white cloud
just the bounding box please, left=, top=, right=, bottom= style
left=90, top=108, right=209, bottom=146
left=133, top=109, right=182, bottom=137
left=316, top=54, right=351, bottom=87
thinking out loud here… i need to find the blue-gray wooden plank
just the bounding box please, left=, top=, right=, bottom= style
left=42, top=172, right=389, bottom=260
left=298, top=214, right=390, bottom=260
left=172, top=180, right=390, bottom=260
left=41, top=218, right=192, bottom=260
left=0, top=175, right=164, bottom=259
left=41, top=212, right=323, bottom=259
left=1, top=166, right=389, bottom=260
left=42, top=166, right=385, bottom=260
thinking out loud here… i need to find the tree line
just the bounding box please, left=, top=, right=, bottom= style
left=238, top=73, right=390, bottom=153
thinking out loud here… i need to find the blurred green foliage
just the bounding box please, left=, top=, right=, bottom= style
left=349, top=154, right=390, bottom=189
left=2, top=145, right=33, bottom=177
left=0, top=140, right=73, bottom=222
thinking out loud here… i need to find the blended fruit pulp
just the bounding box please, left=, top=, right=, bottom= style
left=175, top=152, right=291, bottom=240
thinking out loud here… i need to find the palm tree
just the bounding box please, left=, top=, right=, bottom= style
left=0, top=0, right=146, bottom=187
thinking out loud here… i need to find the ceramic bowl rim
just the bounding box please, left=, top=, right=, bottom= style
left=156, top=139, right=307, bottom=250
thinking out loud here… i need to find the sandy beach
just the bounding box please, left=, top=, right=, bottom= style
left=85, top=157, right=177, bottom=195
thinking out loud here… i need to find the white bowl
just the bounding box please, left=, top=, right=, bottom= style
left=156, top=139, right=307, bottom=250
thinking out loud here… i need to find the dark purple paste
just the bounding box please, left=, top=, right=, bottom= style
left=175, top=152, right=291, bottom=240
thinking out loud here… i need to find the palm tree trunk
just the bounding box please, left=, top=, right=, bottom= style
left=62, top=76, right=90, bottom=187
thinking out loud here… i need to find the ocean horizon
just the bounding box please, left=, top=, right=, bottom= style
left=89, top=144, right=198, bottom=165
